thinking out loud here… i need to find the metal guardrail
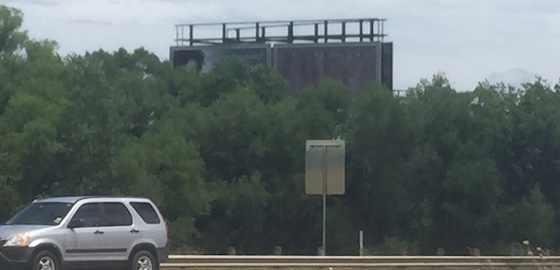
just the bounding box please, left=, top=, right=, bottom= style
left=161, top=255, right=560, bottom=268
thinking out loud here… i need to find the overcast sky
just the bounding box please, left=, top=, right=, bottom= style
left=2, top=0, right=559, bottom=90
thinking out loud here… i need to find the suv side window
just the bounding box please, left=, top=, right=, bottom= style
left=71, top=203, right=102, bottom=227
left=101, top=202, right=132, bottom=226
left=130, top=202, right=161, bottom=224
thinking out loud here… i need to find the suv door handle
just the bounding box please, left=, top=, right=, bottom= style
left=130, top=229, right=140, bottom=234
left=94, top=230, right=104, bottom=235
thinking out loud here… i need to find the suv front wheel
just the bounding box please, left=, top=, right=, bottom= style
left=131, top=250, right=158, bottom=270
left=32, top=250, right=59, bottom=270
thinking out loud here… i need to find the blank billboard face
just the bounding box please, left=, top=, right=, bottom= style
left=273, top=43, right=383, bottom=95
left=171, top=44, right=272, bottom=71
left=171, top=42, right=393, bottom=95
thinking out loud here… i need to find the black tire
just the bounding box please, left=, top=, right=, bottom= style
left=32, top=250, right=59, bottom=270
left=131, top=250, right=158, bottom=270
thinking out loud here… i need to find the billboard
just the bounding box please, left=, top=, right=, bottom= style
left=170, top=44, right=272, bottom=72
left=170, top=42, right=393, bottom=95
left=272, top=42, right=392, bottom=95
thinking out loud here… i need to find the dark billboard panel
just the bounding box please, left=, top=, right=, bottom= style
left=170, top=41, right=393, bottom=95
left=170, top=44, right=272, bottom=72
left=273, top=42, right=391, bottom=95
left=381, top=42, right=393, bottom=91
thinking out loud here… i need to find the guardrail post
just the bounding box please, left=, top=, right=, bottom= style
left=273, top=246, right=282, bottom=255
left=467, top=246, right=480, bottom=256
left=359, top=230, right=364, bottom=256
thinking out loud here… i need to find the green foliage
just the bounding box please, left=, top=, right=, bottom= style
left=375, top=236, right=419, bottom=255
left=0, top=5, right=28, bottom=55
left=111, top=119, right=212, bottom=248
left=506, top=187, right=555, bottom=247
left=3, top=4, right=560, bottom=256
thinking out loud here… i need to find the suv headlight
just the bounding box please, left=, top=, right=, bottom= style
left=4, top=233, right=31, bottom=247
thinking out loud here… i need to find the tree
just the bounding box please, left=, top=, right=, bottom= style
left=111, top=108, right=213, bottom=250
left=0, top=5, right=68, bottom=204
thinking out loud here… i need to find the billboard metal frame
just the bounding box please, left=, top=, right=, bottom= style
left=174, top=18, right=387, bottom=46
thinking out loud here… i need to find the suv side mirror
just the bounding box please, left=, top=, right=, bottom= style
left=67, top=219, right=84, bottom=229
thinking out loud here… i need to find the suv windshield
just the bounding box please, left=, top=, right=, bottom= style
left=6, top=202, right=74, bottom=226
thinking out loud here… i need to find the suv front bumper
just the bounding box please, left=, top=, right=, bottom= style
left=0, top=246, right=34, bottom=270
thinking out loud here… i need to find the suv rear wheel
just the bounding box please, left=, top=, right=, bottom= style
left=131, top=250, right=158, bottom=270
left=32, top=250, right=59, bottom=270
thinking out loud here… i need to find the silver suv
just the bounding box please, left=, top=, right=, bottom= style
left=0, top=196, right=170, bottom=270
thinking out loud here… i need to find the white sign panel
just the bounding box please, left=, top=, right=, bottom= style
left=305, top=140, right=345, bottom=195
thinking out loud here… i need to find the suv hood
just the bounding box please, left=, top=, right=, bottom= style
left=0, top=225, right=52, bottom=240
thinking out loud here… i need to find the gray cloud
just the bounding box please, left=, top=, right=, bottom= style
left=3, top=0, right=62, bottom=7
left=63, top=19, right=113, bottom=26
left=487, top=69, right=537, bottom=87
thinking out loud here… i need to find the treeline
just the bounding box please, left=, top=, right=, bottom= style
left=2, top=5, right=560, bottom=256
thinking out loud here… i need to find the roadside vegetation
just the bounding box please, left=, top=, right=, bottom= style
left=1, top=5, right=560, bottom=256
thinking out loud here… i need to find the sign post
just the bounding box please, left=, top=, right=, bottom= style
left=305, top=140, right=345, bottom=255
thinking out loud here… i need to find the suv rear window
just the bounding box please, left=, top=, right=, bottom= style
left=102, top=202, right=133, bottom=226
left=130, top=202, right=161, bottom=224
